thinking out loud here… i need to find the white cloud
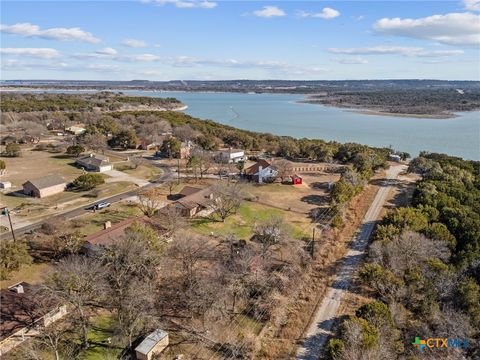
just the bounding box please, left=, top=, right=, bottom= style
left=153, top=0, right=217, bottom=9
left=328, top=46, right=465, bottom=58
left=0, top=22, right=100, bottom=43
left=338, top=57, right=368, bottom=64
left=96, top=47, right=118, bottom=55
left=253, top=6, right=286, bottom=18
left=121, top=38, right=148, bottom=48
left=0, top=47, right=60, bottom=58
left=299, top=7, right=340, bottom=19
left=464, top=0, right=480, bottom=11
left=373, top=12, right=480, bottom=46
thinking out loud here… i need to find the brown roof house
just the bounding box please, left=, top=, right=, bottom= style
left=76, top=154, right=113, bottom=172
left=134, top=329, right=169, bottom=360
left=81, top=216, right=165, bottom=255
left=172, top=185, right=215, bottom=217
left=0, top=282, right=67, bottom=355
left=244, top=159, right=278, bottom=183
left=22, top=175, right=66, bottom=198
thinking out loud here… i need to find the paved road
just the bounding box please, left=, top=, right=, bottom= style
left=296, top=164, right=406, bottom=360
left=0, top=163, right=173, bottom=241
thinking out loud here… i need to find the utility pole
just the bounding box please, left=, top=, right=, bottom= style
left=310, top=227, right=315, bottom=259
left=5, top=208, right=16, bottom=242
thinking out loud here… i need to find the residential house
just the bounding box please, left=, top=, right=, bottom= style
left=22, top=175, right=66, bottom=198
left=76, top=154, right=113, bottom=172
left=134, top=329, right=169, bottom=360
left=80, top=216, right=164, bottom=255
left=0, top=283, right=67, bottom=355
left=172, top=185, right=215, bottom=217
left=65, top=125, right=86, bottom=135
left=215, top=148, right=246, bottom=163
left=244, top=159, right=278, bottom=183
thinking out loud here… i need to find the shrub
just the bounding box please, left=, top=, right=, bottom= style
left=72, top=173, right=105, bottom=191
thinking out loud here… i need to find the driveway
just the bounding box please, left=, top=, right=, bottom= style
left=296, top=164, right=406, bottom=360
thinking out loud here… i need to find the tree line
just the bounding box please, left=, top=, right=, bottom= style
left=328, top=152, right=480, bottom=360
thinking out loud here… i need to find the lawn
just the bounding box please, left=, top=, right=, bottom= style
left=192, top=201, right=310, bottom=241
left=116, top=163, right=162, bottom=181
left=80, top=313, right=122, bottom=360
left=75, top=202, right=143, bottom=236
left=0, top=150, right=84, bottom=187
left=0, top=262, right=52, bottom=289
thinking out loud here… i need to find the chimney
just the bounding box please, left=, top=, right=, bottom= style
left=104, top=221, right=112, bottom=230
left=258, top=166, right=263, bottom=184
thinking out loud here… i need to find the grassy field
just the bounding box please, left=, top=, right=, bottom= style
left=0, top=149, right=84, bottom=186
left=192, top=201, right=310, bottom=241
left=0, top=262, right=52, bottom=289
left=116, top=163, right=162, bottom=181
left=74, top=202, right=143, bottom=236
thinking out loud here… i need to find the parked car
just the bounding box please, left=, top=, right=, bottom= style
left=87, top=202, right=111, bottom=211
left=95, top=202, right=111, bottom=210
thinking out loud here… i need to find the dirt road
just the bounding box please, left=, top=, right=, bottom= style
left=296, top=164, right=406, bottom=360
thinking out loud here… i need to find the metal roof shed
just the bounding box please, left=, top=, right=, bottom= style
left=134, top=329, right=169, bottom=360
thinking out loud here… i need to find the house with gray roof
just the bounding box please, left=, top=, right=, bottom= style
left=134, top=329, right=169, bottom=360
left=22, top=175, right=66, bottom=198
left=75, top=154, right=113, bottom=172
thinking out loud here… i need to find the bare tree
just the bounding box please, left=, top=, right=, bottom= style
left=137, top=188, right=163, bottom=217
left=44, top=256, right=106, bottom=349
left=167, top=233, right=211, bottom=290
left=18, top=120, right=45, bottom=143
left=173, top=124, right=199, bottom=142
left=207, top=182, right=246, bottom=222
left=130, top=156, right=144, bottom=169
left=273, top=159, right=293, bottom=182
left=254, top=215, right=287, bottom=259
left=79, top=132, right=108, bottom=154
left=155, top=206, right=187, bottom=239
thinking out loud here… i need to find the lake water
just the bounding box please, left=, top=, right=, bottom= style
left=129, top=91, right=479, bottom=161
left=8, top=89, right=480, bottom=160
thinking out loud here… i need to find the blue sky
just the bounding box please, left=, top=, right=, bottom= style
left=1, top=0, right=479, bottom=80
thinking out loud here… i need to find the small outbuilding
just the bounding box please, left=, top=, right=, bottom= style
left=22, top=175, right=66, bottom=198
left=216, top=148, right=246, bottom=163
left=135, top=329, right=169, bottom=360
left=0, top=181, right=12, bottom=190
left=65, top=125, right=86, bottom=135
left=76, top=154, right=113, bottom=172
left=388, top=154, right=401, bottom=163
left=291, top=174, right=302, bottom=185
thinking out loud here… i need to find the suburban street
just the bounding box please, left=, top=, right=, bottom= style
left=0, top=162, right=173, bottom=241
left=296, top=164, right=407, bottom=360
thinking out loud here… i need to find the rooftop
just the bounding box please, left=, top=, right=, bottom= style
left=23, top=175, right=66, bottom=190
left=0, top=282, right=51, bottom=341
left=244, top=159, right=272, bottom=176
left=135, top=329, right=168, bottom=355
left=76, top=154, right=110, bottom=167
left=176, top=185, right=215, bottom=210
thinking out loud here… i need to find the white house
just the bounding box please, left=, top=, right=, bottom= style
left=244, top=159, right=278, bottom=183
left=65, top=125, right=86, bottom=135
left=76, top=154, right=113, bottom=172
left=216, top=148, right=246, bottom=163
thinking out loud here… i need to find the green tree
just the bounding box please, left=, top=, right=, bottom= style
left=356, top=301, right=393, bottom=328
left=0, top=241, right=32, bottom=280
left=66, top=144, right=85, bottom=157
left=72, top=173, right=105, bottom=191
left=4, top=143, right=21, bottom=157
left=160, top=137, right=181, bottom=158
left=108, top=129, right=137, bottom=149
